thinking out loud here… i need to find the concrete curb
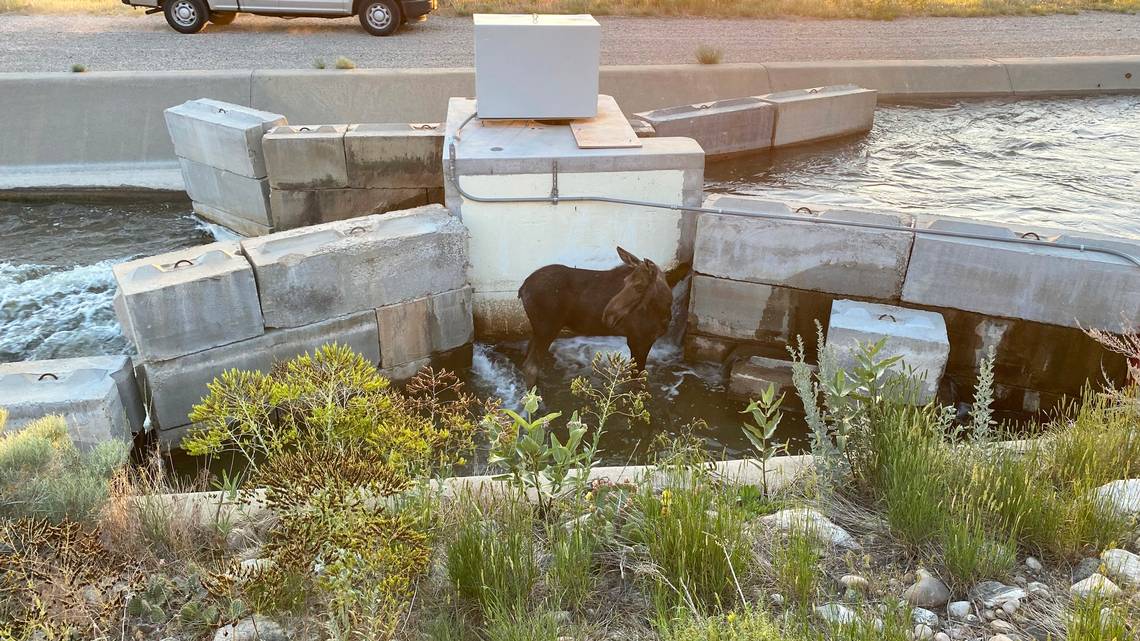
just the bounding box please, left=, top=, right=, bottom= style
left=0, top=56, right=1136, bottom=192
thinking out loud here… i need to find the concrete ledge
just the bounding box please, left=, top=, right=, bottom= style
left=0, top=162, right=185, bottom=194
left=765, top=59, right=1013, bottom=99
left=998, top=56, right=1140, bottom=95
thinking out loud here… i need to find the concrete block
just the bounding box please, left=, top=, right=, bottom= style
left=729, top=355, right=800, bottom=400
left=0, top=363, right=130, bottom=449
left=180, top=157, right=272, bottom=227
left=112, top=241, right=264, bottom=361
left=138, top=312, right=380, bottom=433
left=683, top=334, right=736, bottom=364
left=598, top=63, right=772, bottom=115
left=262, top=125, right=349, bottom=190
left=998, top=56, right=1140, bottom=95
left=695, top=195, right=914, bottom=300
left=764, top=59, right=1013, bottom=99
left=901, top=216, right=1140, bottom=332
left=344, top=123, right=444, bottom=189
left=376, top=296, right=432, bottom=369
left=445, top=97, right=703, bottom=329
left=192, top=202, right=273, bottom=238
left=430, top=286, right=475, bottom=352
left=164, top=98, right=286, bottom=178
left=0, top=355, right=145, bottom=435
left=634, top=97, right=775, bottom=158
left=241, top=205, right=468, bottom=329
left=268, top=186, right=430, bottom=231
left=825, top=299, right=949, bottom=403
left=473, top=14, right=600, bottom=120
left=628, top=118, right=656, bottom=138
left=759, top=85, right=877, bottom=147
left=687, top=275, right=792, bottom=344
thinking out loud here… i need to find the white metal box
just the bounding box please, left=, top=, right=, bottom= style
left=473, top=14, right=600, bottom=120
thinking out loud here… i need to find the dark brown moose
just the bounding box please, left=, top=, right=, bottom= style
left=518, top=247, right=673, bottom=385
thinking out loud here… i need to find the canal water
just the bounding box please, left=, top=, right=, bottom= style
left=3, top=95, right=1139, bottom=464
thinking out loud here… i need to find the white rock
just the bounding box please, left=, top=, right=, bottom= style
left=915, top=608, right=940, bottom=627
left=841, top=574, right=871, bottom=592
left=1101, top=548, right=1140, bottom=587
left=1070, top=573, right=1121, bottom=598
left=946, top=601, right=972, bottom=619
left=770, top=593, right=786, bottom=606
left=1000, top=599, right=1020, bottom=616
left=213, top=616, right=288, bottom=641
left=989, top=635, right=1015, bottom=641
left=1024, top=556, right=1043, bottom=573
left=969, top=581, right=1027, bottom=608
left=1095, top=479, right=1140, bottom=515
left=814, top=603, right=858, bottom=626
left=913, top=624, right=934, bottom=641
left=1027, top=581, right=1051, bottom=599
left=762, top=508, right=860, bottom=549
left=989, top=620, right=1017, bottom=634
left=934, top=633, right=951, bottom=641
left=905, top=575, right=952, bottom=608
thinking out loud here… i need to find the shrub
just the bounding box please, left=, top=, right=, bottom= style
left=446, top=493, right=539, bottom=615
left=0, top=414, right=127, bottom=523
left=314, top=57, right=327, bottom=69
left=335, top=56, right=356, bottom=69
left=695, top=45, right=723, bottom=64
left=70, top=63, right=87, bottom=72
left=662, top=605, right=783, bottom=641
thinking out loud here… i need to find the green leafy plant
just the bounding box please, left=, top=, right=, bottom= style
left=661, top=605, right=783, bottom=641
left=740, top=383, right=790, bottom=497
left=969, top=345, right=997, bottom=442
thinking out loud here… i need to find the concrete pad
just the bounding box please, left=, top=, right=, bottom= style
left=268, top=186, right=431, bottom=231
left=180, top=158, right=272, bottom=227
left=344, top=123, right=444, bottom=189
left=998, top=56, right=1140, bottom=95
left=759, top=85, right=877, bottom=147
left=764, top=59, right=1013, bottom=99
left=696, top=195, right=914, bottom=300
left=901, top=216, right=1140, bottom=332
left=262, top=125, right=350, bottom=190
left=825, top=299, right=949, bottom=403
left=0, top=355, right=145, bottom=435
left=688, top=275, right=791, bottom=344
left=0, top=366, right=130, bottom=449
left=138, top=312, right=380, bottom=433
left=241, top=205, right=468, bottom=329
left=376, top=296, right=432, bottom=369
left=634, top=97, right=775, bottom=158
left=112, top=241, right=264, bottom=361
left=164, top=98, right=286, bottom=178
left=729, top=355, right=800, bottom=400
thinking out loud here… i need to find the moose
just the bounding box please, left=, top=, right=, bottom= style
left=518, top=247, right=674, bottom=386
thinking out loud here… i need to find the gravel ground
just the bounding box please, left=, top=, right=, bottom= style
left=0, top=12, right=1138, bottom=72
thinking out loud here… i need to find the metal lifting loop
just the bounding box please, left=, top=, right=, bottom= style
left=348, top=226, right=367, bottom=235
left=299, top=126, right=311, bottom=132
left=795, top=206, right=815, bottom=216
left=173, top=259, right=194, bottom=268
left=38, top=373, right=58, bottom=381
left=878, top=314, right=897, bottom=322
left=1021, top=232, right=1041, bottom=240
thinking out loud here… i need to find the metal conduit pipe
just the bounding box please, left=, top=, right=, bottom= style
left=445, top=125, right=1140, bottom=269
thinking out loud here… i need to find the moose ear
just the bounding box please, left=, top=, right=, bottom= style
left=602, top=269, right=651, bottom=330
left=616, top=246, right=641, bottom=266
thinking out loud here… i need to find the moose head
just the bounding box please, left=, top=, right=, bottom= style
left=518, top=246, right=674, bottom=386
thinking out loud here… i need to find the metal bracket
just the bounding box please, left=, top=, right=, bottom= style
left=551, top=160, right=559, bottom=203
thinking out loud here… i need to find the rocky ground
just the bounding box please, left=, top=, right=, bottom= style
left=1, top=13, right=1139, bottom=72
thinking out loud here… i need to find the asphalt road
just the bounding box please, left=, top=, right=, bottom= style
left=1, top=12, right=1139, bottom=72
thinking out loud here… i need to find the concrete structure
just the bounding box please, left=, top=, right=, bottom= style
left=728, top=355, right=800, bottom=401
left=634, top=97, right=775, bottom=158
left=164, top=98, right=286, bottom=178
left=344, top=123, right=444, bottom=189
left=138, top=312, right=380, bottom=434
left=268, top=186, right=440, bottom=232
left=0, top=356, right=142, bottom=448
left=825, top=299, right=949, bottom=402
left=901, top=216, right=1140, bottom=332
left=6, top=57, right=1139, bottom=190
left=762, top=85, right=877, bottom=147
left=376, top=286, right=474, bottom=377
left=179, top=158, right=273, bottom=228
left=263, top=125, right=350, bottom=190
left=444, top=96, right=704, bottom=336
left=696, top=195, right=913, bottom=301
left=112, top=241, right=264, bottom=362
left=241, top=205, right=468, bottom=329
left=473, top=14, right=600, bottom=120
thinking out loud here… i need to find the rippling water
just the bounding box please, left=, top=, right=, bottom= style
left=707, top=95, right=1140, bottom=238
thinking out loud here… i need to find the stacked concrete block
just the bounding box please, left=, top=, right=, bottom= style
left=0, top=356, right=143, bottom=449
left=696, top=195, right=914, bottom=300
left=345, top=123, right=444, bottom=189
left=376, top=286, right=474, bottom=378
left=263, top=125, right=350, bottom=190
left=113, top=241, right=264, bottom=362
left=269, top=184, right=435, bottom=231
left=444, top=96, right=704, bottom=337
left=137, top=312, right=381, bottom=435
left=825, top=299, right=949, bottom=403
left=762, top=85, right=877, bottom=147
left=165, top=99, right=286, bottom=236
left=241, top=205, right=468, bottom=329
left=902, top=216, right=1140, bottom=332
left=634, top=97, right=776, bottom=158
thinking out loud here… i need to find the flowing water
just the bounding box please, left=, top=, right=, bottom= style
left=3, top=95, right=1139, bottom=462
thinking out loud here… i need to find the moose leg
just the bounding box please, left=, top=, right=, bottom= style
left=522, top=327, right=559, bottom=388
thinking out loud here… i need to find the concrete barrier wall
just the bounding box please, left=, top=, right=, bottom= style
left=2, top=56, right=1137, bottom=185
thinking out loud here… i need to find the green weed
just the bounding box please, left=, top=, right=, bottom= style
left=446, top=494, right=538, bottom=614
left=771, top=526, right=820, bottom=606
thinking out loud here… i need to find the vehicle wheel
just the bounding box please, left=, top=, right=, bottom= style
left=164, top=0, right=208, bottom=33
left=208, top=11, right=236, bottom=25
left=358, top=0, right=400, bottom=36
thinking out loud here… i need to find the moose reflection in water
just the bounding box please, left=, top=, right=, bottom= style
left=518, top=247, right=674, bottom=386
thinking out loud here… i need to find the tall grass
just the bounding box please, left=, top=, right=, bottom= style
left=771, top=526, right=820, bottom=606
left=446, top=492, right=539, bottom=614
left=546, top=520, right=599, bottom=610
